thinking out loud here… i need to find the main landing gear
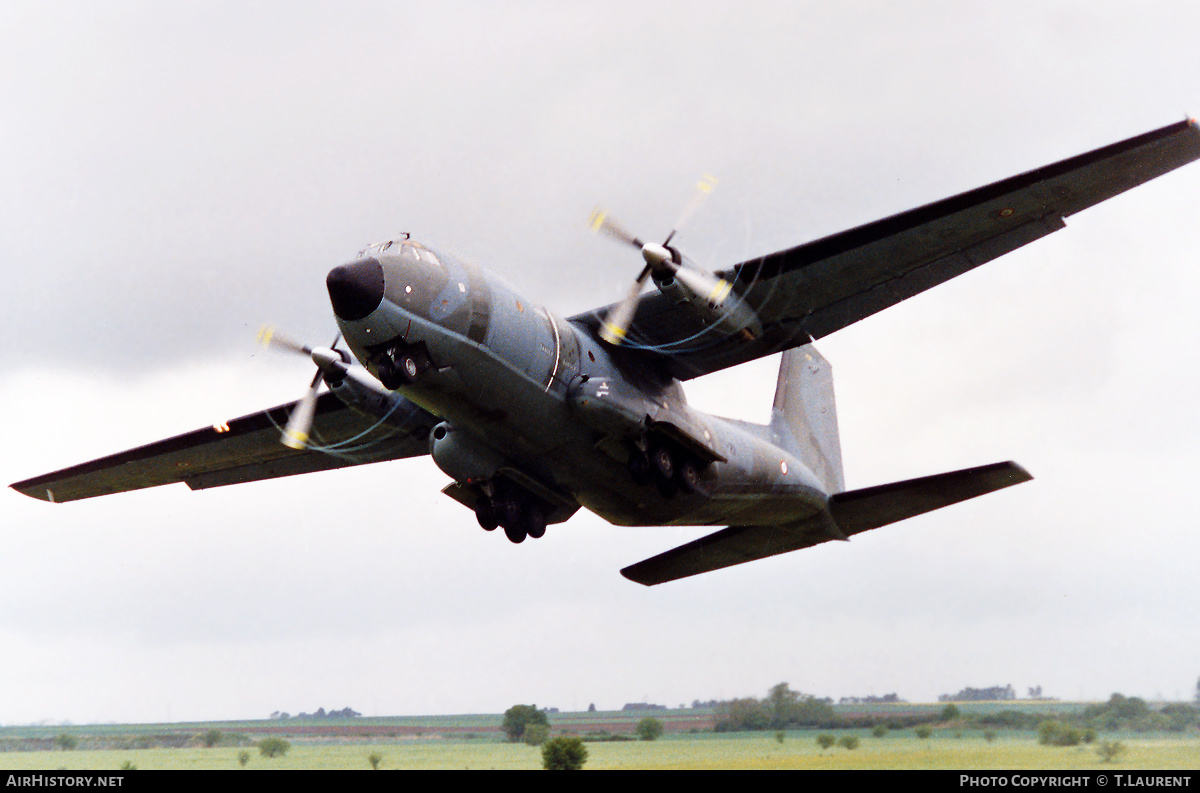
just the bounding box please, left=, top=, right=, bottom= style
left=630, top=440, right=707, bottom=498
left=474, top=487, right=548, bottom=544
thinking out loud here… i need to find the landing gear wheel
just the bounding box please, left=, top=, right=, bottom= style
left=650, top=444, right=677, bottom=497
left=496, top=497, right=522, bottom=531
left=376, top=344, right=428, bottom=389
left=526, top=504, right=547, bottom=539
left=678, top=458, right=704, bottom=495
left=650, top=445, right=675, bottom=480
left=401, top=352, right=420, bottom=381
left=628, top=452, right=652, bottom=486
left=377, top=359, right=404, bottom=390
left=475, top=498, right=498, bottom=531
left=504, top=522, right=527, bottom=543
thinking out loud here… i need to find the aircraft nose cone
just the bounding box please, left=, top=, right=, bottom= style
left=327, top=258, right=384, bottom=320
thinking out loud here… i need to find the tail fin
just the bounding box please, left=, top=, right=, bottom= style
left=771, top=345, right=844, bottom=493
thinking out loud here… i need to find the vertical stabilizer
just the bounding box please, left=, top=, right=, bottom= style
left=771, top=345, right=844, bottom=493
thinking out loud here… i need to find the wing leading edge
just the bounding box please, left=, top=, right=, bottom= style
left=11, top=392, right=439, bottom=503
left=574, top=120, right=1200, bottom=379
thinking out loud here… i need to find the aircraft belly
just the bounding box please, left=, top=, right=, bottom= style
left=575, top=476, right=826, bottom=528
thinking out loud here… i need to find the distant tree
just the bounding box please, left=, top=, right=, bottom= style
left=503, top=704, right=550, bottom=742
left=983, top=730, right=997, bottom=743
left=118, top=760, right=136, bottom=771
left=768, top=682, right=801, bottom=728
left=774, top=730, right=785, bottom=744
left=542, top=736, right=587, bottom=770
left=55, top=734, right=77, bottom=751
left=939, top=685, right=1015, bottom=702
left=1028, top=685, right=1043, bottom=699
left=1194, top=677, right=1200, bottom=705
left=587, top=703, right=596, bottom=712
left=715, top=697, right=770, bottom=732
left=767, top=682, right=834, bottom=728
left=367, top=751, right=383, bottom=770
left=838, top=735, right=860, bottom=750
left=871, top=724, right=887, bottom=738
left=258, top=737, right=291, bottom=758
left=1082, top=693, right=1155, bottom=731
left=915, top=726, right=932, bottom=740
left=716, top=684, right=834, bottom=732
left=816, top=733, right=835, bottom=750
left=636, top=717, right=664, bottom=741
left=940, top=704, right=960, bottom=722
left=842, top=692, right=903, bottom=704
left=1161, top=703, right=1200, bottom=732
left=202, top=729, right=223, bottom=748
left=524, top=723, right=550, bottom=746
left=1038, top=721, right=1083, bottom=746
left=1097, top=740, right=1125, bottom=763
left=237, top=750, right=251, bottom=767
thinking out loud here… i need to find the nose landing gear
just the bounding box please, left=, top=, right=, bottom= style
left=373, top=342, right=432, bottom=390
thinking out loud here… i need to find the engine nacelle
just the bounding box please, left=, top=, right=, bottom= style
left=328, top=366, right=431, bottom=431
left=428, top=422, right=504, bottom=484
left=654, top=268, right=763, bottom=339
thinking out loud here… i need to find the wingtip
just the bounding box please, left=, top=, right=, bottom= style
left=1001, top=460, right=1034, bottom=484
left=10, top=482, right=55, bottom=502
left=619, top=564, right=659, bottom=586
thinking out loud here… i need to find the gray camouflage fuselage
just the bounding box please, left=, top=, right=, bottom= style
left=328, top=238, right=828, bottom=530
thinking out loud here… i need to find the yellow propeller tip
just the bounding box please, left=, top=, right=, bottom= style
left=282, top=431, right=308, bottom=450
left=599, top=323, right=627, bottom=344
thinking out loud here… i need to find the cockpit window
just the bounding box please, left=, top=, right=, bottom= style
left=357, top=233, right=410, bottom=258
left=398, top=244, right=443, bottom=271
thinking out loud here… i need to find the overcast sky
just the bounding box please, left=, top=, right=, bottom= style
left=2, top=1, right=1199, bottom=725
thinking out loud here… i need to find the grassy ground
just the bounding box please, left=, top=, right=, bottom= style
left=3, top=729, right=1196, bottom=770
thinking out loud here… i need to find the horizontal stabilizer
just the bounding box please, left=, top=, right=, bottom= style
left=827, top=460, right=1031, bottom=537
left=620, top=460, right=1031, bottom=586
left=620, top=519, right=841, bottom=587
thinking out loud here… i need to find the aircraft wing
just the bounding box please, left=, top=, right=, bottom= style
left=574, top=120, right=1200, bottom=380
left=11, top=392, right=439, bottom=503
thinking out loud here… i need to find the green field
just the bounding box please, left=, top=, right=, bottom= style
left=1, top=721, right=1196, bottom=770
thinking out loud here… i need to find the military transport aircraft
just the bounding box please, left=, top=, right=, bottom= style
left=12, top=120, right=1200, bottom=585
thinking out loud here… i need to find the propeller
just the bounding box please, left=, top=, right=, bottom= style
left=258, top=325, right=349, bottom=449
left=590, top=175, right=725, bottom=345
